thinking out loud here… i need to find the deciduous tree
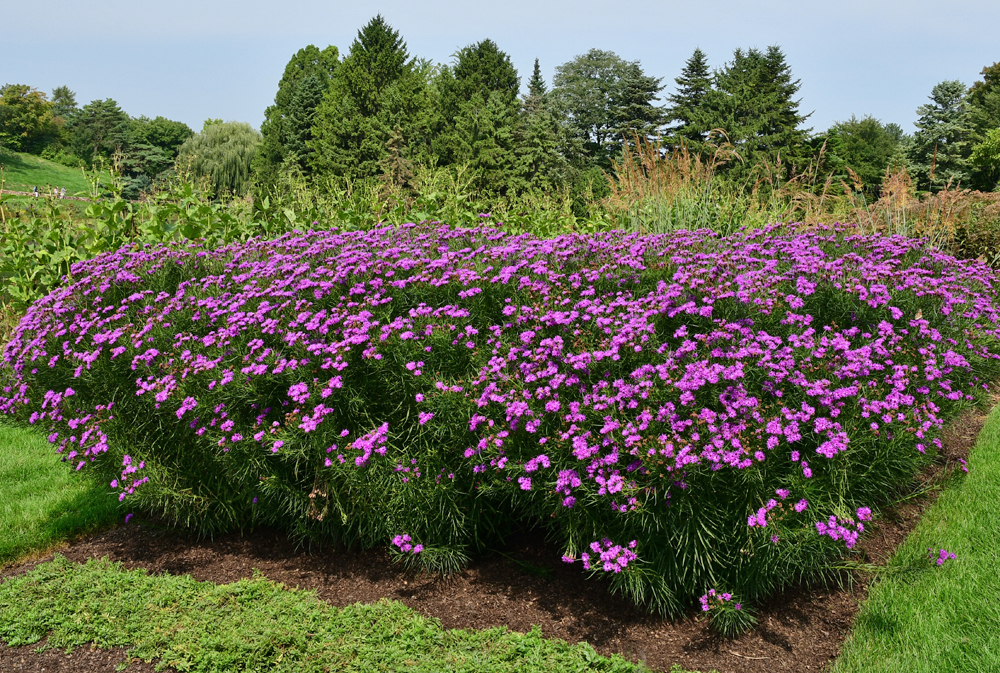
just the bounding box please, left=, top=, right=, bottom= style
left=176, top=121, right=261, bottom=197
left=0, top=84, right=56, bottom=153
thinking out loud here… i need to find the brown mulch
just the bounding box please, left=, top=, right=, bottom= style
left=0, top=406, right=989, bottom=673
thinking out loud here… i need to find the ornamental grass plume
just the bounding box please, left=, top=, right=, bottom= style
left=2, top=221, right=999, bottom=616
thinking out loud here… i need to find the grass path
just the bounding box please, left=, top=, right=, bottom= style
left=832, top=402, right=1000, bottom=672
left=0, top=555, right=651, bottom=673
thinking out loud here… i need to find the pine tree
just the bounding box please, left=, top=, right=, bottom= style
left=666, top=48, right=713, bottom=145
left=907, top=80, right=973, bottom=191
left=254, top=44, right=338, bottom=186
left=512, top=59, right=566, bottom=192
left=309, top=15, right=429, bottom=180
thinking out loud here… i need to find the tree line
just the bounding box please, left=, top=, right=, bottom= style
left=2, top=14, right=998, bottom=205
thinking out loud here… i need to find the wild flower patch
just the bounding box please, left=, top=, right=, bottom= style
left=2, top=222, right=998, bottom=617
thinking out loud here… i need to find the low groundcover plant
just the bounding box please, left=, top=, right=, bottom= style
left=2, top=222, right=998, bottom=616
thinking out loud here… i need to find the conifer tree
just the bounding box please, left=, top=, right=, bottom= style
left=308, top=16, right=431, bottom=181
left=701, top=46, right=810, bottom=174
left=906, top=80, right=973, bottom=191
left=666, top=48, right=713, bottom=145
left=50, top=86, right=78, bottom=121
left=433, top=39, right=522, bottom=194
left=512, top=59, right=566, bottom=192
left=254, top=44, right=339, bottom=186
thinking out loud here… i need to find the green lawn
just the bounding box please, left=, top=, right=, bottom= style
left=832, top=402, right=1000, bottom=672
left=0, top=147, right=91, bottom=196
left=0, top=555, right=652, bottom=673
left=0, top=418, right=122, bottom=568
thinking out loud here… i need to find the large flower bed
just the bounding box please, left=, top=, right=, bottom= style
left=3, top=222, right=998, bottom=615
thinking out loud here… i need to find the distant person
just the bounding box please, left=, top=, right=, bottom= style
left=32, top=186, right=38, bottom=197
left=60, top=187, right=66, bottom=199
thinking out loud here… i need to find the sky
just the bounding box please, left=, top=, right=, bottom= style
left=3, top=0, right=998, bottom=135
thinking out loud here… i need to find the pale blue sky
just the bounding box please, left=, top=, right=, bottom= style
left=3, top=0, right=997, bottom=134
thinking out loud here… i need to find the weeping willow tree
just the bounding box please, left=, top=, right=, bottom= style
left=176, top=121, right=262, bottom=196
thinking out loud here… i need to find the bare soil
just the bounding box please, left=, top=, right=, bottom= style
left=1, top=406, right=987, bottom=673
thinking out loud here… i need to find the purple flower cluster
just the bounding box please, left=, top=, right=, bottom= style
left=929, top=547, right=957, bottom=566
left=699, top=588, right=741, bottom=612
left=815, top=508, right=873, bottom=549
left=564, top=538, right=638, bottom=573
left=392, top=534, right=423, bottom=554
left=2, top=221, right=998, bottom=613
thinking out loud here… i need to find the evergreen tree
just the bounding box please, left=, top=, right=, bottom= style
left=433, top=39, right=521, bottom=194
left=906, top=80, right=973, bottom=191
left=50, top=86, right=78, bottom=121
left=550, top=49, right=665, bottom=169
left=66, top=98, right=131, bottom=164
left=527, top=58, right=546, bottom=99
left=512, top=59, right=566, bottom=192
left=254, top=44, right=339, bottom=185
left=666, top=48, right=713, bottom=145
left=701, top=46, right=811, bottom=174
left=309, top=16, right=431, bottom=180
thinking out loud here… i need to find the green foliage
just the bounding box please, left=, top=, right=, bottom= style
left=433, top=39, right=522, bottom=194
left=701, top=46, right=811, bottom=177
left=512, top=59, right=568, bottom=193
left=550, top=49, right=666, bottom=169
left=49, top=86, right=77, bottom=122
left=969, top=127, right=1000, bottom=191
left=255, top=44, right=340, bottom=186
left=665, top=48, right=714, bottom=146
left=129, top=116, right=194, bottom=160
left=309, top=16, right=432, bottom=181
left=827, top=115, right=906, bottom=198
left=176, top=121, right=262, bottom=197
left=0, top=555, right=649, bottom=672
left=0, top=84, right=57, bottom=153
left=906, top=80, right=974, bottom=191
left=66, top=98, right=131, bottom=165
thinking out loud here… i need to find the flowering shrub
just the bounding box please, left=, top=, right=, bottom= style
left=2, top=222, right=999, bottom=616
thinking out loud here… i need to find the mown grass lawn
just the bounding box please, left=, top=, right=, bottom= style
left=0, top=418, right=122, bottom=568
left=832, top=401, right=1000, bottom=673
left=0, top=147, right=91, bottom=196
